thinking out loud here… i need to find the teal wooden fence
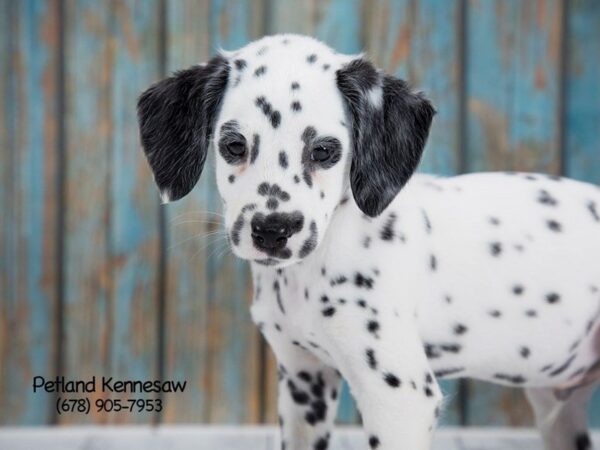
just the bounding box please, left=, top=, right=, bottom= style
left=1, top=0, right=599, bottom=427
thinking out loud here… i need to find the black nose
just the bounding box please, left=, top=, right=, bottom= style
left=251, top=212, right=304, bottom=252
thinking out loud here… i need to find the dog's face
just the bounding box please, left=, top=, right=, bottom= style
left=138, top=35, right=435, bottom=268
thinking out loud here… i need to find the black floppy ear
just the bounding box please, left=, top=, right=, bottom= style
left=336, top=59, right=435, bottom=217
left=137, top=55, right=229, bottom=202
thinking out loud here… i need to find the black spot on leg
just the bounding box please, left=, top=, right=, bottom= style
left=422, top=209, right=432, bottom=233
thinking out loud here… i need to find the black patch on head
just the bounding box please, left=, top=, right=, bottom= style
left=231, top=214, right=244, bottom=246
left=299, top=221, right=318, bottom=258
left=323, top=63, right=330, bottom=71
left=354, top=272, right=374, bottom=289
left=307, top=54, right=317, bottom=63
left=489, top=310, right=502, bottom=318
left=367, top=320, right=380, bottom=337
left=228, top=174, right=235, bottom=183
left=525, top=309, right=537, bottom=317
left=322, top=306, right=336, bottom=317
left=279, top=151, right=289, bottom=169
left=291, top=82, right=300, bottom=90
left=430, top=254, right=437, bottom=271
left=489, top=216, right=501, bottom=226
left=293, top=174, right=300, bottom=184
left=520, top=347, right=530, bottom=358
left=234, top=59, right=247, bottom=70
left=266, top=198, right=279, bottom=210
left=254, top=65, right=267, bottom=77
left=291, top=101, right=302, bottom=112
left=137, top=56, right=230, bottom=202
left=336, top=58, right=435, bottom=216
left=249, top=133, right=260, bottom=164
left=546, top=292, right=560, bottom=304
left=255, top=96, right=281, bottom=129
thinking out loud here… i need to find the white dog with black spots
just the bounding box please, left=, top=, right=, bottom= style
left=138, top=34, right=600, bottom=450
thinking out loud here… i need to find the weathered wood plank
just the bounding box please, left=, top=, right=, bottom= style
left=464, top=0, right=564, bottom=426
left=264, top=0, right=363, bottom=424
left=205, top=0, right=263, bottom=424
left=0, top=0, right=60, bottom=425
left=62, top=0, right=161, bottom=424
left=108, top=0, right=162, bottom=424
left=364, top=0, right=464, bottom=425
left=162, top=0, right=212, bottom=423
left=564, top=0, right=600, bottom=427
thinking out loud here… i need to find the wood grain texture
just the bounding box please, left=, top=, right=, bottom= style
left=464, top=0, right=564, bottom=426
left=162, top=0, right=212, bottom=424
left=62, top=0, right=161, bottom=424
left=206, top=0, right=263, bottom=424
left=0, top=0, right=60, bottom=425
left=564, top=0, right=600, bottom=427
left=363, top=0, right=464, bottom=425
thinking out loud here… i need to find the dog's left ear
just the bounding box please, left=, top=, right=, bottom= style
left=336, top=59, right=435, bottom=217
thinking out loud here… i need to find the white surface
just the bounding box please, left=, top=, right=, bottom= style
left=1, top=426, right=599, bottom=450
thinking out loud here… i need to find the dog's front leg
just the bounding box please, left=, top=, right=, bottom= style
left=326, top=313, right=442, bottom=449
left=272, top=344, right=342, bottom=450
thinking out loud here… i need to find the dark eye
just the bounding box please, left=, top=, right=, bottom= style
left=227, top=141, right=246, bottom=157
left=311, top=145, right=330, bottom=162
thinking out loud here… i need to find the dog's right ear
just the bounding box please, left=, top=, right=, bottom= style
left=137, top=55, right=229, bottom=203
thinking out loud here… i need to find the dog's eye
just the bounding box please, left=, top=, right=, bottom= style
left=311, top=145, right=331, bottom=162
left=227, top=141, right=246, bottom=157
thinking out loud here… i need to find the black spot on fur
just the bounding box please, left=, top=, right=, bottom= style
left=279, top=151, right=289, bottom=169
left=234, top=59, right=247, bottom=70
left=587, top=201, right=600, bottom=222
left=493, top=373, right=526, bottom=384
left=384, top=373, right=401, bottom=387
left=299, top=221, right=318, bottom=258
left=322, top=306, right=336, bottom=317
left=368, top=435, right=380, bottom=449
left=512, top=285, right=524, bottom=295
left=367, top=320, right=380, bottom=337
left=430, top=254, right=437, bottom=271
left=454, top=324, right=467, bottom=335
left=546, top=219, right=562, bottom=232
left=231, top=214, right=244, bottom=246
left=538, top=189, right=558, bottom=206
left=250, top=134, right=260, bottom=163
left=254, top=65, right=267, bottom=77
left=380, top=212, right=396, bottom=241
left=575, top=432, right=592, bottom=450
left=307, top=54, right=317, bottom=63
left=291, top=81, right=300, bottom=90
left=366, top=348, right=377, bottom=369
left=266, top=198, right=279, bottom=210
left=228, top=174, right=235, bottom=183
left=490, top=242, right=502, bottom=256
left=520, top=347, right=530, bottom=358
left=546, top=292, right=560, bottom=304
left=291, top=101, right=302, bottom=112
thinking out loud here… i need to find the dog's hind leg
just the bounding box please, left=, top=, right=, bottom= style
left=525, top=383, right=598, bottom=450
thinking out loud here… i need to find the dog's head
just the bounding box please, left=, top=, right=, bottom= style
left=138, top=35, right=434, bottom=268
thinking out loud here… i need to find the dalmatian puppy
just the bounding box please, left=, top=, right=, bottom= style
left=137, top=34, right=600, bottom=450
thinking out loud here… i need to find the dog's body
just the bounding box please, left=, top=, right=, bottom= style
left=138, top=34, right=600, bottom=450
